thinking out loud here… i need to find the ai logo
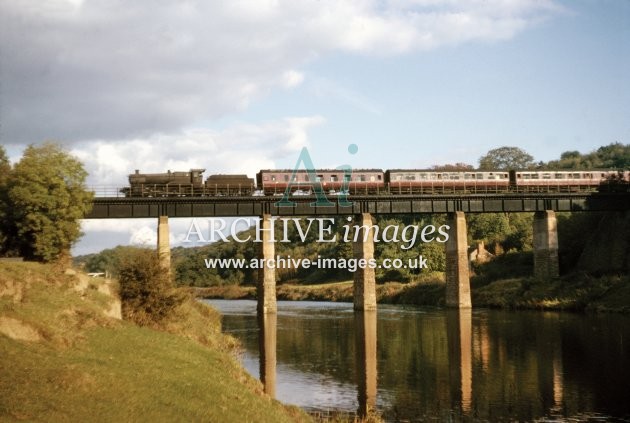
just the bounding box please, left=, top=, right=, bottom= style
left=275, top=144, right=359, bottom=208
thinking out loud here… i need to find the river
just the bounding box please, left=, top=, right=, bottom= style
left=205, top=299, right=630, bottom=422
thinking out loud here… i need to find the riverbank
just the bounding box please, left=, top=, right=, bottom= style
left=195, top=272, right=630, bottom=313
left=0, top=261, right=310, bottom=422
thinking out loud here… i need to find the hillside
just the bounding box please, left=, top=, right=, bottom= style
left=0, top=261, right=309, bottom=422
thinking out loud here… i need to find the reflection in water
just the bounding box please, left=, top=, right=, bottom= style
left=553, top=349, right=564, bottom=412
left=551, top=328, right=564, bottom=416
left=355, top=311, right=377, bottom=417
left=473, top=316, right=490, bottom=373
left=209, top=300, right=630, bottom=422
left=446, top=309, right=473, bottom=415
left=258, top=311, right=277, bottom=398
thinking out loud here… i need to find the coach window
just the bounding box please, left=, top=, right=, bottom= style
left=284, top=175, right=289, bottom=182
left=271, top=175, right=276, bottom=182
left=330, top=175, right=338, bottom=182
left=378, top=175, right=382, bottom=180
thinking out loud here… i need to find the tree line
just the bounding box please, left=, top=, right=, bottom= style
left=0, top=143, right=92, bottom=263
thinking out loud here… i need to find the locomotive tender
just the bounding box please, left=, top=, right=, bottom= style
left=121, top=168, right=627, bottom=197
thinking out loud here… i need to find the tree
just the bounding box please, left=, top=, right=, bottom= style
left=0, top=146, right=10, bottom=183
left=546, top=143, right=630, bottom=170
left=0, top=146, right=12, bottom=253
left=430, top=163, right=474, bottom=171
left=593, top=142, right=630, bottom=168
left=7, top=143, right=93, bottom=262
left=467, top=213, right=511, bottom=247
left=478, top=146, right=535, bottom=170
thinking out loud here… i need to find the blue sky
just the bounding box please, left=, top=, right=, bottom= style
left=0, top=0, right=628, bottom=254
left=243, top=0, right=630, bottom=170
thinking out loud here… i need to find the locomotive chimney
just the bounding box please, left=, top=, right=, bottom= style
left=135, top=169, right=139, bottom=174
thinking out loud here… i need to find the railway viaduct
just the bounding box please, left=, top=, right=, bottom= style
left=87, top=192, right=630, bottom=311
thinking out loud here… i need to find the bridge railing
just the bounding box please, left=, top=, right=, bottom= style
left=90, top=186, right=127, bottom=198
left=89, top=184, right=619, bottom=198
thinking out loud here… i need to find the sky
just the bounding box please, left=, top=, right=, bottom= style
left=0, top=0, right=628, bottom=255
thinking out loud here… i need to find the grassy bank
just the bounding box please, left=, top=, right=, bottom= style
left=0, top=261, right=309, bottom=422
left=196, top=271, right=630, bottom=313
left=473, top=274, right=630, bottom=312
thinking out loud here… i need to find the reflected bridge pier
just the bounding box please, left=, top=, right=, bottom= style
left=256, top=305, right=378, bottom=420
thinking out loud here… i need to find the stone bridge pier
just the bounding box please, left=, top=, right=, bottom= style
left=258, top=214, right=277, bottom=314
left=353, top=213, right=378, bottom=311
left=157, top=216, right=171, bottom=275
left=533, top=210, right=559, bottom=280
left=446, top=211, right=472, bottom=308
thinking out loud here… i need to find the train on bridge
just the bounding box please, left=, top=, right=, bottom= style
left=119, top=168, right=629, bottom=197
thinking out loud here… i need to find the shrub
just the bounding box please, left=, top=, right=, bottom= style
left=118, top=249, right=187, bottom=326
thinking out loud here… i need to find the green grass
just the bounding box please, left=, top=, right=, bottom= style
left=0, top=262, right=310, bottom=422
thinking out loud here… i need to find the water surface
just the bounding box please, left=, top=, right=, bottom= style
left=206, top=299, right=630, bottom=422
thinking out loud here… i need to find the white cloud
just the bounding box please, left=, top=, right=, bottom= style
left=283, top=70, right=305, bottom=89
left=71, top=116, right=325, bottom=186
left=0, top=0, right=563, bottom=145
left=129, top=226, right=158, bottom=247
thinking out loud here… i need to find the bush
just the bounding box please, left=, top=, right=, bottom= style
left=118, top=249, right=187, bottom=326
left=471, top=251, right=533, bottom=288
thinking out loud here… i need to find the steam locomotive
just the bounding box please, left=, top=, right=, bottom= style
left=120, top=169, right=254, bottom=197
left=120, top=168, right=628, bottom=197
